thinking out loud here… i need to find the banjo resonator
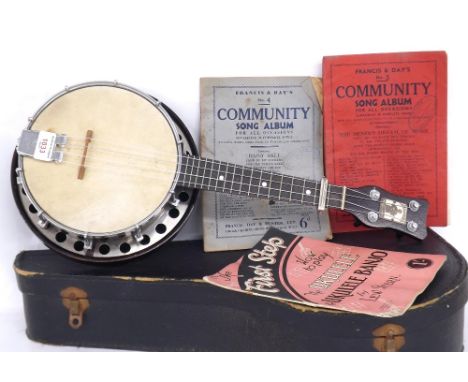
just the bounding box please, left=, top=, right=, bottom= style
left=12, top=82, right=429, bottom=262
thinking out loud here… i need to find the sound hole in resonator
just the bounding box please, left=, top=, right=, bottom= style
left=74, top=241, right=84, bottom=251
left=155, top=224, right=167, bottom=234
left=99, top=244, right=110, bottom=255
left=140, top=235, right=150, bottom=245
left=55, top=231, right=67, bottom=242
left=169, top=208, right=180, bottom=218
left=120, top=243, right=131, bottom=253
left=178, top=192, right=189, bottom=202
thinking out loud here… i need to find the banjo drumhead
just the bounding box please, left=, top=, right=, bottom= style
left=22, top=85, right=179, bottom=234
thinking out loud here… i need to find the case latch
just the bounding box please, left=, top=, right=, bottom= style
left=372, top=323, right=406, bottom=352
left=61, top=287, right=89, bottom=329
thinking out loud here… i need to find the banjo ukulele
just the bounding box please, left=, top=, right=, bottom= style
left=12, top=82, right=429, bottom=262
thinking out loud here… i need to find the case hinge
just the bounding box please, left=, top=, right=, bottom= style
left=372, top=323, right=406, bottom=352
left=61, top=287, right=90, bottom=329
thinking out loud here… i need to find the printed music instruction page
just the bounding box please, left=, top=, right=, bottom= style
left=200, top=77, right=331, bottom=252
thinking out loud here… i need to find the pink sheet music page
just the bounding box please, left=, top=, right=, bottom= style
left=204, top=228, right=446, bottom=317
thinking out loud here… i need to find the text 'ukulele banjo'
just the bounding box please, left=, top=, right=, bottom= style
left=12, top=82, right=429, bottom=262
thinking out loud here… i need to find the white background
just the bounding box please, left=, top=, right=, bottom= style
left=1, top=0, right=468, bottom=355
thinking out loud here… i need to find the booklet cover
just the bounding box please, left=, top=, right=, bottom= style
left=204, top=227, right=446, bottom=317
left=323, top=51, right=447, bottom=233
left=200, top=77, right=331, bottom=252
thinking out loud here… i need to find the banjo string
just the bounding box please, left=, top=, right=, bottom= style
left=55, top=152, right=376, bottom=213
left=63, top=144, right=369, bottom=201
left=58, top=158, right=372, bottom=214
left=63, top=136, right=370, bottom=200
left=66, top=136, right=184, bottom=158
left=61, top=150, right=341, bottom=200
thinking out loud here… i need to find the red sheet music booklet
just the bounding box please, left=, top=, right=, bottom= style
left=323, top=51, right=447, bottom=233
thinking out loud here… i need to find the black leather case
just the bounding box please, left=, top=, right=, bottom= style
left=14, top=229, right=468, bottom=351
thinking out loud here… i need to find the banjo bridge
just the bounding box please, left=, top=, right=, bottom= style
left=17, top=130, right=67, bottom=163
left=77, top=129, right=93, bottom=180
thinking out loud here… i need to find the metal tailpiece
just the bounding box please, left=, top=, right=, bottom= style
left=17, top=130, right=67, bottom=162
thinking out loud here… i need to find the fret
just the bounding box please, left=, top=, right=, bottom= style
left=239, top=167, right=251, bottom=196
left=198, top=158, right=204, bottom=186
left=250, top=169, right=261, bottom=196
left=194, top=157, right=201, bottom=187
left=187, top=156, right=194, bottom=187
left=239, top=166, right=245, bottom=194
left=189, top=157, right=196, bottom=187
left=179, top=156, right=187, bottom=185
left=291, top=177, right=306, bottom=204
left=301, top=178, right=306, bottom=204
left=302, top=179, right=318, bottom=206
left=220, top=163, right=227, bottom=192
left=229, top=163, right=236, bottom=193
left=289, top=176, right=295, bottom=202
left=181, top=156, right=187, bottom=186
left=231, top=165, right=240, bottom=194
left=280, top=175, right=292, bottom=201
left=219, top=162, right=229, bottom=192
left=207, top=158, right=215, bottom=191
left=267, top=172, right=273, bottom=199
left=269, top=173, right=282, bottom=201
left=193, top=157, right=199, bottom=187
left=247, top=168, right=253, bottom=196
left=257, top=169, right=262, bottom=197
left=222, top=162, right=231, bottom=193
left=196, top=157, right=203, bottom=187
left=201, top=157, right=208, bottom=188
left=237, top=165, right=244, bottom=195
left=278, top=174, right=284, bottom=201
left=213, top=161, right=221, bottom=191
left=212, top=159, right=219, bottom=191
left=257, top=169, right=270, bottom=198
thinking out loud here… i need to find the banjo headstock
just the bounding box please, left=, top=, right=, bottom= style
left=342, top=185, right=429, bottom=240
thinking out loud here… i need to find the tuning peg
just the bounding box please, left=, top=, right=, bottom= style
left=367, top=211, right=379, bottom=223
left=407, top=221, right=418, bottom=232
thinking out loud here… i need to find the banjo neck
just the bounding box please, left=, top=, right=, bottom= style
left=179, top=155, right=328, bottom=208
left=178, top=155, right=429, bottom=240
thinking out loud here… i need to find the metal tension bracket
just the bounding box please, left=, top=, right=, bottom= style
left=17, top=130, right=67, bottom=163
left=317, top=177, right=329, bottom=211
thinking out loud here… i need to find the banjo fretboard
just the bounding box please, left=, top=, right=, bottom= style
left=177, top=155, right=429, bottom=240
left=181, top=156, right=357, bottom=212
